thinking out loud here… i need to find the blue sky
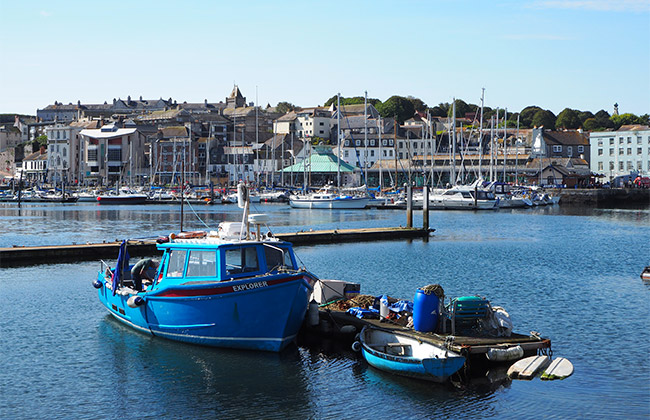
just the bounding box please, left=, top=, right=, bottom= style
left=1, top=0, right=648, bottom=116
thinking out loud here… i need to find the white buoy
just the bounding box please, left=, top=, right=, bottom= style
left=308, top=300, right=319, bottom=326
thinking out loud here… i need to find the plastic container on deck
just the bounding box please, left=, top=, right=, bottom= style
left=413, top=288, right=440, bottom=332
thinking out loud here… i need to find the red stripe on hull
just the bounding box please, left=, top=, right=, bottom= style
left=154, top=274, right=308, bottom=298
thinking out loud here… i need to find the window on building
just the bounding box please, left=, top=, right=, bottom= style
left=88, top=149, right=98, bottom=161
left=578, top=145, right=584, bottom=153
left=553, top=145, right=562, bottom=153
left=598, top=149, right=603, bottom=156
left=638, top=148, right=642, bottom=155
left=355, top=140, right=361, bottom=146
left=399, top=142, right=403, bottom=149
left=619, top=137, right=624, bottom=144
left=344, top=151, right=349, bottom=157
left=319, top=122, right=324, bottom=126
left=609, top=162, right=614, bottom=170
left=319, top=130, right=324, bottom=135
left=637, top=137, right=642, bottom=144
left=399, top=152, right=403, bottom=159
left=627, top=161, right=633, bottom=170
left=627, top=137, right=631, bottom=144
left=609, top=148, right=614, bottom=156
left=598, top=162, right=603, bottom=171
left=627, top=148, right=631, bottom=155
left=609, top=138, right=614, bottom=145
left=619, top=148, right=624, bottom=155
left=598, top=140, right=603, bottom=147
left=108, top=149, right=121, bottom=161
left=63, top=148, right=66, bottom=157
left=370, top=150, right=374, bottom=157
left=567, top=146, right=573, bottom=156
left=637, top=161, right=643, bottom=170
left=619, top=162, right=624, bottom=170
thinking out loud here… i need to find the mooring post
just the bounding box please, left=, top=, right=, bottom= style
left=423, top=185, right=429, bottom=231
left=406, top=184, right=413, bottom=228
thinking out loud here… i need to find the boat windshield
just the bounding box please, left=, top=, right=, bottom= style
left=225, top=246, right=260, bottom=276
left=263, top=244, right=295, bottom=271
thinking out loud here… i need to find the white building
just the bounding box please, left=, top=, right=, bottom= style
left=79, top=123, right=146, bottom=185
left=45, top=123, right=85, bottom=184
left=273, top=108, right=332, bottom=140
left=590, top=125, right=650, bottom=181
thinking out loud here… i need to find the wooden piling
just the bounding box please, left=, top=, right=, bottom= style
left=406, top=185, right=413, bottom=228
left=423, top=186, right=429, bottom=231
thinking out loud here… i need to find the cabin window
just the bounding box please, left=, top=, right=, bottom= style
left=264, top=245, right=294, bottom=271
left=166, top=250, right=187, bottom=277
left=225, top=246, right=259, bottom=276
left=461, top=191, right=472, bottom=199
left=186, top=250, right=217, bottom=277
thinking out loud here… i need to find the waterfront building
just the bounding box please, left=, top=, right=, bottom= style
left=44, top=123, right=87, bottom=184
left=78, top=123, right=147, bottom=186
left=20, top=147, right=48, bottom=182
left=589, top=124, right=650, bottom=181
left=274, top=108, right=333, bottom=141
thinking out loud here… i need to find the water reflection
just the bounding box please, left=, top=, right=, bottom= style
left=98, top=316, right=314, bottom=419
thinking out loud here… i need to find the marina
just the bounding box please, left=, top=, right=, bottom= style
left=1, top=200, right=648, bottom=419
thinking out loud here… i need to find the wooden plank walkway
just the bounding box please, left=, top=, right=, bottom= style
left=0, top=227, right=431, bottom=267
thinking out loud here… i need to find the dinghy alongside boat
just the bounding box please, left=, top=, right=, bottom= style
left=356, top=326, right=466, bottom=383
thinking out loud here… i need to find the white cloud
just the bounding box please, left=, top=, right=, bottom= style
left=531, top=0, right=650, bottom=12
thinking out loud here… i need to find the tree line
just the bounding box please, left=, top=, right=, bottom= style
left=278, top=96, right=649, bottom=132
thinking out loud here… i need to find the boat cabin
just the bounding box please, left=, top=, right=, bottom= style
left=152, top=240, right=298, bottom=288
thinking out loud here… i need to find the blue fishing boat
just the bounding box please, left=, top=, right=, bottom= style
left=356, top=326, right=466, bottom=382
left=93, top=187, right=317, bottom=352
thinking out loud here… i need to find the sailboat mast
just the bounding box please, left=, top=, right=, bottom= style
left=378, top=117, right=382, bottom=190
left=503, top=108, right=507, bottom=183
left=255, top=86, right=259, bottom=186
left=451, top=99, right=456, bottom=186
left=364, top=91, right=368, bottom=186
left=337, top=93, right=341, bottom=188
left=478, top=88, right=484, bottom=181
left=515, top=114, right=520, bottom=185
left=490, top=117, right=494, bottom=181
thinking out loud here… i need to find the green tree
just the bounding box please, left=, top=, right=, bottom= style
left=276, top=102, right=296, bottom=114
left=519, top=106, right=543, bottom=128
left=582, top=118, right=600, bottom=131
left=578, top=111, right=594, bottom=124
left=556, top=108, right=581, bottom=129
left=406, top=96, right=427, bottom=112
left=610, top=113, right=641, bottom=130
left=36, top=135, right=48, bottom=147
left=531, top=109, right=556, bottom=129
left=376, top=96, right=415, bottom=123
left=429, top=102, right=449, bottom=117
left=323, top=95, right=381, bottom=107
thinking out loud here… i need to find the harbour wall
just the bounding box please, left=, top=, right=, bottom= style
left=558, top=188, right=650, bottom=206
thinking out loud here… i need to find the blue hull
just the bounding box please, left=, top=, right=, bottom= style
left=97, top=272, right=313, bottom=352
left=360, top=327, right=465, bottom=382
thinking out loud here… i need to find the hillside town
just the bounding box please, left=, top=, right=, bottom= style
left=1, top=86, right=649, bottom=191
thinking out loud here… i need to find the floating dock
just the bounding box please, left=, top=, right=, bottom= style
left=307, top=308, right=550, bottom=367
left=0, top=226, right=431, bottom=267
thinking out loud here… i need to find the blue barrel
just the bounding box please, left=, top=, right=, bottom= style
left=413, top=289, right=440, bottom=332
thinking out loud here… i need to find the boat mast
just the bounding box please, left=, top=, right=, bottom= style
left=337, top=93, right=341, bottom=188
left=515, top=114, right=520, bottom=185
left=255, top=86, right=259, bottom=186
left=451, top=98, right=456, bottom=186
left=503, top=108, right=507, bottom=183
left=478, top=88, right=484, bottom=181
left=378, top=116, right=382, bottom=190
left=364, top=90, right=368, bottom=187
left=490, top=117, right=494, bottom=181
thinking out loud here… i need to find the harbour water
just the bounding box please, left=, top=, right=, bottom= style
left=1, top=202, right=649, bottom=419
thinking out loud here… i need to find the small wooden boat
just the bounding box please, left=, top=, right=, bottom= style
left=357, top=326, right=465, bottom=382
